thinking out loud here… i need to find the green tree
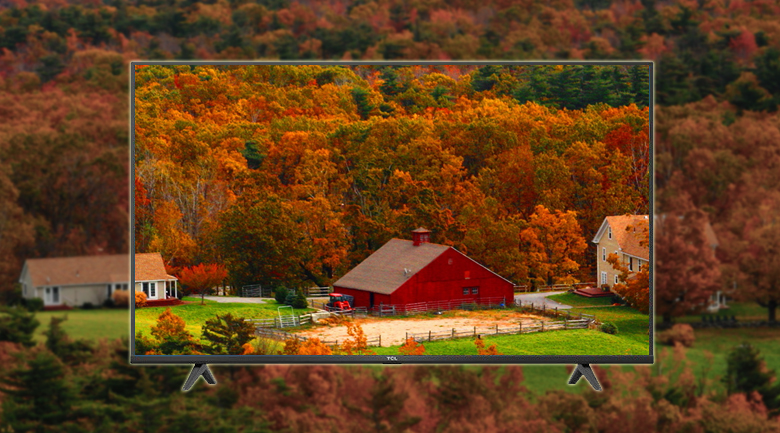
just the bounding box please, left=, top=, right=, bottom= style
left=0, top=351, right=78, bottom=432
left=202, top=313, right=256, bottom=355
left=0, top=306, right=39, bottom=347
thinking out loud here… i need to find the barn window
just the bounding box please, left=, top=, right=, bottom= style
left=464, top=271, right=470, bottom=279
left=463, top=287, right=469, bottom=295
left=472, top=287, right=479, bottom=295
left=448, top=258, right=453, bottom=265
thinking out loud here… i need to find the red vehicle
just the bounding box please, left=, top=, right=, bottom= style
left=326, top=293, right=354, bottom=313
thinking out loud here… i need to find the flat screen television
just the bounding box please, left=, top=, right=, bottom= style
left=131, top=61, right=653, bottom=391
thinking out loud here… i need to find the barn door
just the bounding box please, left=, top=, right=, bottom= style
left=369, top=292, right=375, bottom=309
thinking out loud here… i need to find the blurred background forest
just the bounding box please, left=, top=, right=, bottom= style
left=2, top=0, right=780, bottom=432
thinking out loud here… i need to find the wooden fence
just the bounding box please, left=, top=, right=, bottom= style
left=406, top=319, right=591, bottom=343
left=241, top=284, right=273, bottom=298
left=514, top=299, right=597, bottom=322
left=306, top=287, right=332, bottom=297
left=245, top=313, right=313, bottom=329
left=514, top=282, right=596, bottom=293
left=255, top=327, right=382, bottom=347
left=369, top=296, right=509, bottom=316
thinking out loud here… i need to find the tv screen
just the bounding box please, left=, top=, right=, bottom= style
left=131, top=61, right=653, bottom=389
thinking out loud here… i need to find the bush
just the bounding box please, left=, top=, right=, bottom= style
left=658, top=323, right=695, bottom=348
left=112, top=290, right=129, bottom=307
left=600, top=322, right=618, bottom=335
left=274, top=287, right=289, bottom=304
left=24, top=297, right=44, bottom=312
left=81, top=302, right=95, bottom=310
left=292, top=290, right=309, bottom=309
left=135, top=291, right=147, bottom=308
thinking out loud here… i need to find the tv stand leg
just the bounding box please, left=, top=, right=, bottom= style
left=182, top=364, right=217, bottom=392
left=567, top=364, right=602, bottom=391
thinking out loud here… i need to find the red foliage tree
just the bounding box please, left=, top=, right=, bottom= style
left=655, top=207, right=721, bottom=324
left=178, top=263, right=228, bottom=304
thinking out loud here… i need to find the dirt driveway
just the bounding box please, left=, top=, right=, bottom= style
left=295, top=311, right=550, bottom=347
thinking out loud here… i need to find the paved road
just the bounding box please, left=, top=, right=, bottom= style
left=514, top=291, right=573, bottom=310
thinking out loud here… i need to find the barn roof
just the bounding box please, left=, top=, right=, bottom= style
left=23, top=254, right=129, bottom=288
left=135, top=252, right=176, bottom=282
left=333, top=239, right=449, bottom=295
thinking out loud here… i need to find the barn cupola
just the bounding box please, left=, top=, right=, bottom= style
left=412, top=227, right=431, bottom=246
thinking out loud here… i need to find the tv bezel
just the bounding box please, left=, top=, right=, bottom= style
left=129, top=60, right=654, bottom=366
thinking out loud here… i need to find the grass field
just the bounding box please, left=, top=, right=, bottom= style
left=33, top=308, right=129, bottom=343
left=134, top=298, right=312, bottom=343
left=26, top=297, right=779, bottom=398
left=371, top=328, right=649, bottom=356
left=547, top=292, right=616, bottom=308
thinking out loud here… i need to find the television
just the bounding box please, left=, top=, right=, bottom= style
left=131, top=61, right=653, bottom=391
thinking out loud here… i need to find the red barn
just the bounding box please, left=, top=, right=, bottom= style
left=333, top=228, right=515, bottom=311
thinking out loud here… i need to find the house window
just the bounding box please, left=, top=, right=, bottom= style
left=142, top=282, right=149, bottom=295
left=602, top=248, right=606, bottom=261
left=107, top=284, right=112, bottom=298
left=638, top=261, right=642, bottom=271
left=149, top=282, right=156, bottom=298
left=601, top=272, right=607, bottom=285
left=608, top=226, right=612, bottom=239
left=472, top=287, right=479, bottom=295
left=463, top=287, right=469, bottom=296
left=629, top=257, right=633, bottom=272
left=615, top=275, right=619, bottom=285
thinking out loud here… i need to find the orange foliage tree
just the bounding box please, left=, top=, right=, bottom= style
left=340, top=322, right=376, bottom=355
left=399, top=338, right=426, bottom=355
left=474, top=338, right=502, bottom=355
left=607, top=221, right=650, bottom=313
left=178, top=263, right=228, bottom=305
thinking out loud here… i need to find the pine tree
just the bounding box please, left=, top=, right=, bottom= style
left=202, top=313, right=256, bottom=355
left=0, top=306, right=39, bottom=347
left=0, top=351, right=78, bottom=432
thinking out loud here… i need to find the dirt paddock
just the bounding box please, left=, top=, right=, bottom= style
left=295, top=311, right=551, bottom=347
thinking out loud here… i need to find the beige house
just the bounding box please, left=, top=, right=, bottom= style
left=135, top=252, right=178, bottom=300
left=592, top=215, right=650, bottom=290
left=19, top=255, right=129, bottom=308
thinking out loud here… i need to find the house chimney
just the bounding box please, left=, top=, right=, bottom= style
left=412, top=227, right=431, bottom=246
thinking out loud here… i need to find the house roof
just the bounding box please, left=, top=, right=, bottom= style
left=592, top=215, right=650, bottom=260
left=135, top=252, right=176, bottom=282
left=23, top=254, right=129, bottom=288
left=333, top=239, right=450, bottom=295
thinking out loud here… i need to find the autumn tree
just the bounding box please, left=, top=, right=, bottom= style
left=149, top=308, right=201, bottom=355
left=655, top=207, right=721, bottom=324
left=340, top=321, right=375, bottom=356
left=178, top=263, right=228, bottom=305
left=519, top=205, right=588, bottom=288
left=399, top=338, right=426, bottom=355
left=607, top=220, right=650, bottom=313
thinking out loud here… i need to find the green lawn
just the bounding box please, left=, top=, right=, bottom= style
left=134, top=299, right=313, bottom=343
left=372, top=328, right=649, bottom=356
left=33, top=308, right=129, bottom=343
left=546, top=292, right=616, bottom=308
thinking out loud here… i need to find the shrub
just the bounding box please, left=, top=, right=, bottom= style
left=102, top=298, right=115, bottom=308
left=81, top=302, right=95, bottom=310
left=600, top=322, right=618, bottom=334
left=112, top=290, right=129, bottom=307
left=0, top=306, right=39, bottom=347
left=292, top=290, right=308, bottom=309
left=135, top=291, right=147, bottom=308
left=24, top=297, right=44, bottom=312
left=274, top=287, right=288, bottom=304
left=658, top=323, right=695, bottom=348
left=202, top=313, right=255, bottom=355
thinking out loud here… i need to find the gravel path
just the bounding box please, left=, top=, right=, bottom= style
left=514, top=291, right=573, bottom=310
left=200, top=296, right=270, bottom=304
